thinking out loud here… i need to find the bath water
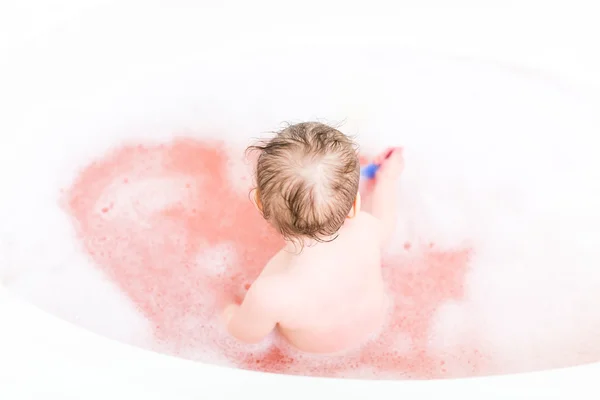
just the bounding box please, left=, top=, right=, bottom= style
left=1, top=45, right=600, bottom=379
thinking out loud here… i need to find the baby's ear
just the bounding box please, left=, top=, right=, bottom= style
left=347, top=192, right=361, bottom=219
left=251, top=189, right=263, bottom=213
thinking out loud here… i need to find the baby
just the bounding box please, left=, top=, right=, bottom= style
left=224, top=122, right=404, bottom=353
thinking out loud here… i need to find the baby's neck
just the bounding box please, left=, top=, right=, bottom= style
left=283, top=233, right=340, bottom=254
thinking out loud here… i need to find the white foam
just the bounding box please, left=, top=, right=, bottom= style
left=1, top=39, right=600, bottom=376
left=195, top=243, right=237, bottom=277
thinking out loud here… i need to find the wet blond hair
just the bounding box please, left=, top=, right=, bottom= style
left=248, top=122, right=360, bottom=245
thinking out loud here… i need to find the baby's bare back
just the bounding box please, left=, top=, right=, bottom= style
left=262, top=212, right=387, bottom=353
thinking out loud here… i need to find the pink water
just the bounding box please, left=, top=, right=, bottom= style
left=64, top=137, right=485, bottom=379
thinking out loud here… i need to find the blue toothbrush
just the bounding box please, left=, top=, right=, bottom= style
left=360, top=163, right=381, bottom=179
left=360, top=148, right=396, bottom=180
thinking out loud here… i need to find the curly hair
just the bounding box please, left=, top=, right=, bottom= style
left=247, top=122, right=360, bottom=246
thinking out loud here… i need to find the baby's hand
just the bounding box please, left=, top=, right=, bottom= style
left=375, top=147, right=404, bottom=181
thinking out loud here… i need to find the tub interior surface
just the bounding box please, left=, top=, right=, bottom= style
left=1, top=13, right=600, bottom=380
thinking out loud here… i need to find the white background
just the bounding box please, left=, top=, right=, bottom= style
left=2, top=0, right=600, bottom=89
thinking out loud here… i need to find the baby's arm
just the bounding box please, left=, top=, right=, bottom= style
left=367, top=148, right=404, bottom=248
left=224, top=279, right=279, bottom=344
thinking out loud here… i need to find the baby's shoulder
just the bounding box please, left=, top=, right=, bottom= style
left=352, top=211, right=383, bottom=230
left=344, top=211, right=384, bottom=242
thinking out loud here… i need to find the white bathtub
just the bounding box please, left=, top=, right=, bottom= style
left=1, top=286, right=600, bottom=400
left=1, top=2, right=600, bottom=399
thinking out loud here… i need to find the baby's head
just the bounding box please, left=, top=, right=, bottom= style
left=248, top=122, right=361, bottom=245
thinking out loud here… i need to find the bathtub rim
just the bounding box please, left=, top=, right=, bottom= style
left=1, top=286, right=599, bottom=400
